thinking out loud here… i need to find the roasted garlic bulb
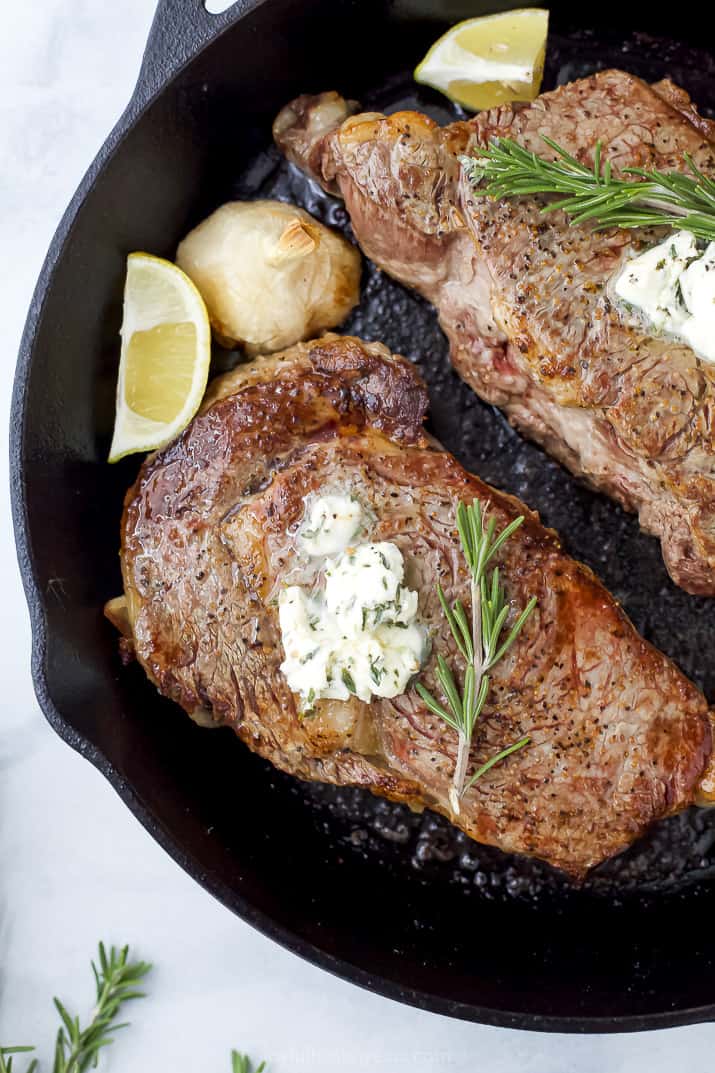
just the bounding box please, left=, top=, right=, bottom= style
left=176, top=200, right=361, bottom=354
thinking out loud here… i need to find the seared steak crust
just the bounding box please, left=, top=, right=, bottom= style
left=274, top=70, right=715, bottom=595
left=119, top=334, right=711, bottom=877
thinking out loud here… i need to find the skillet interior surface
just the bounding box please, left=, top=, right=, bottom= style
left=11, top=0, right=715, bottom=1030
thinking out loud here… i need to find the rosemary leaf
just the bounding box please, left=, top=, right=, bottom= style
left=415, top=681, right=461, bottom=729
left=341, top=668, right=357, bottom=695
left=491, top=595, right=538, bottom=668
left=463, top=735, right=532, bottom=792
left=436, top=655, right=464, bottom=721
left=461, top=664, right=475, bottom=737
left=485, top=603, right=510, bottom=666
left=437, top=585, right=469, bottom=661
left=465, top=673, right=490, bottom=740
left=455, top=501, right=475, bottom=570
left=484, top=515, right=525, bottom=566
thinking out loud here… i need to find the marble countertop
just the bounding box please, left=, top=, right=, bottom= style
left=1, top=2, right=713, bottom=1067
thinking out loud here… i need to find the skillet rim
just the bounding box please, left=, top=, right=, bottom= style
left=9, top=0, right=715, bottom=1033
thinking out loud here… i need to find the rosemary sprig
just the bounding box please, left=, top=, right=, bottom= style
left=1, top=943, right=151, bottom=1073
left=232, top=1053, right=266, bottom=1073
left=0, top=1049, right=37, bottom=1073
left=460, top=136, right=715, bottom=242
left=415, top=499, right=536, bottom=813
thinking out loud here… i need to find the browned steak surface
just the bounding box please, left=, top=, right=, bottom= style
left=118, top=334, right=712, bottom=877
left=274, top=70, right=715, bottom=595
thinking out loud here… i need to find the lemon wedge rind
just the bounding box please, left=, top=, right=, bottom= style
left=109, top=252, right=211, bottom=463
left=414, top=9, right=549, bottom=112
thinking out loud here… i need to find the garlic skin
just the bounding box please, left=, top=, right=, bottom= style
left=176, top=200, right=361, bottom=354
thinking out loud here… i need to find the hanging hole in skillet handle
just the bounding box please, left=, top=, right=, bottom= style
left=204, top=0, right=239, bottom=12
left=132, top=0, right=257, bottom=111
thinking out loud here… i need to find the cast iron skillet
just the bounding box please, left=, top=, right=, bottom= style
left=11, top=0, right=715, bottom=1032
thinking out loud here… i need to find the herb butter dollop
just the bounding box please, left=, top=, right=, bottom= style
left=278, top=497, right=427, bottom=707
left=297, top=493, right=364, bottom=557
left=614, top=230, right=715, bottom=362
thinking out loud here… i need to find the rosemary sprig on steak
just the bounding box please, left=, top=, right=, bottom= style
left=460, top=137, right=715, bottom=242
left=415, top=500, right=536, bottom=814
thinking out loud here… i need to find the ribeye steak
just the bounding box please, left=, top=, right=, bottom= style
left=111, top=334, right=715, bottom=877
left=274, top=70, right=715, bottom=595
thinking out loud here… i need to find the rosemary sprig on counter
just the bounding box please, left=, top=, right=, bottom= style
left=232, top=1053, right=266, bottom=1073
left=1, top=941, right=272, bottom=1071
left=460, top=136, right=715, bottom=242
left=0, top=1050, right=37, bottom=1073
left=415, top=499, right=536, bottom=813
left=1, top=943, right=150, bottom=1073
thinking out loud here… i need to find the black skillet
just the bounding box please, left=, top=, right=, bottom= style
left=11, top=0, right=715, bottom=1031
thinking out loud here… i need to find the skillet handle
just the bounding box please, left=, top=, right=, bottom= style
left=132, top=0, right=257, bottom=108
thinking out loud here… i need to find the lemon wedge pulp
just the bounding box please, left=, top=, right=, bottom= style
left=414, top=8, right=549, bottom=112
left=109, top=253, right=211, bottom=462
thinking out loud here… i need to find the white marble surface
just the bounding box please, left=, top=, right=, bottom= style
left=1, top=2, right=714, bottom=1068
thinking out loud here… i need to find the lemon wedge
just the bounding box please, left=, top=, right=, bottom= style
left=414, top=8, right=549, bottom=112
left=109, top=253, right=211, bottom=462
